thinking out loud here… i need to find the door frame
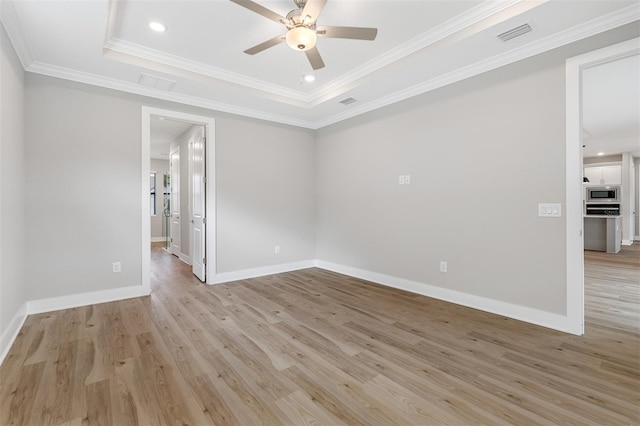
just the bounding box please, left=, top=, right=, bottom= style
left=141, top=106, right=216, bottom=292
left=565, top=37, right=639, bottom=335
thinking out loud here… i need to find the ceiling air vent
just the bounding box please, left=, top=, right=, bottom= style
left=138, top=73, right=176, bottom=91
left=340, top=97, right=357, bottom=105
left=497, top=23, right=532, bottom=42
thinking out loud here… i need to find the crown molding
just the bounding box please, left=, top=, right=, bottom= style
left=102, top=0, right=529, bottom=107
left=103, top=38, right=311, bottom=103
left=26, top=61, right=316, bottom=129
left=0, top=0, right=34, bottom=67
left=6, top=0, right=638, bottom=130
left=306, top=0, right=525, bottom=102
left=313, top=5, right=640, bottom=129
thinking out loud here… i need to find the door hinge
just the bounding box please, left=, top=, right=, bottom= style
left=203, top=176, right=207, bottom=184
left=203, top=217, right=206, bottom=225
left=203, top=257, right=207, bottom=265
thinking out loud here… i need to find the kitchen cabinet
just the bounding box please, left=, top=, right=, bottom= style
left=583, top=165, right=621, bottom=185
left=584, top=216, right=621, bottom=253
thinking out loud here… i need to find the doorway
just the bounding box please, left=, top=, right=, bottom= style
left=141, top=107, right=216, bottom=292
left=565, top=37, right=640, bottom=335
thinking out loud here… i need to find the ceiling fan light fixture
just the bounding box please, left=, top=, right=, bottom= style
left=286, top=26, right=316, bottom=51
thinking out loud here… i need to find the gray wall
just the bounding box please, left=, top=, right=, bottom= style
left=24, top=76, right=143, bottom=300
left=1, top=23, right=26, bottom=338
left=315, top=26, right=638, bottom=316
left=150, top=159, right=169, bottom=240
left=216, top=116, right=316, bottom=272
left=22, top=73, right=316, bottom=300
left=1, top=19, right=637, bottom=345
left=316, top=61, right=566, bottom=314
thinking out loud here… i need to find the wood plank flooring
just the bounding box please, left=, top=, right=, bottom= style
left=1, top=243, right=638, bottom=425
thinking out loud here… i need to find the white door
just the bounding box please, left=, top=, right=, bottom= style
left=170, top=147, right=181, bottom=256
left=191, top=127, right=206, bottom=281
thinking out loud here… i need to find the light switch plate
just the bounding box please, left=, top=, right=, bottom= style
left=538, top=203, right=562, bottom=217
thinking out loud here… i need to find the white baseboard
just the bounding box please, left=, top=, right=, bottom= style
left=316, top=260, right=573, bottom=334
left=27, top=284, right=151, bottom=315
left=1, top=284, right=150, bottom=367
left=2, top=257, right=579, bottom=367
left=210, top=259, right=316, bottom=284
left=150, top=237, right=166, bottom=243
left=622, top=239, right=633, bottom=246
left=0, top=302, right=28, bottom=366
left=178, top=253, right=191, bottom=265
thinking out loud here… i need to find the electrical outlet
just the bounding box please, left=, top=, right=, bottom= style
left=274, top=245, right=280, bottom=254
left=440, top=261, right=447, bottom=273
left=112, top=262, right=121, bottom=273
left=399, top=175, right=405, bottom=185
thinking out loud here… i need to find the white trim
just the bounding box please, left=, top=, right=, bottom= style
left=316, top=260, right=573, bottom=334
left=142, top=109, right=151, bottom=295
left=565, top=37, right=640, bottom=337
left=141, top=107, right=217, bottom=285
left=150, top=237, right=167, bottom=243
left=103, top=38, right=308, bottom=103
left=27, top=285, right=150, bottom=315
left=28, top=62, right=311, bottom=129
left=211, top=260, right=316, bottom=285
left=0, top=302, right=28, bottom=366
left=5, top=4, right=635, bottom=130
left=316, top=5, right=640, bottom=129
left=178, top=253, right=192, bottom=265
left=103, top=0, right=522, bottom=106
left=622, top=239, right=633, bottom=246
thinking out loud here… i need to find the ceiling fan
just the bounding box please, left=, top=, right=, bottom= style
left=230, top=0, right=378, bottom=70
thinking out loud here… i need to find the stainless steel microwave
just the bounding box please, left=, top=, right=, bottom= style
left=586, top=186, right=619, bottom=202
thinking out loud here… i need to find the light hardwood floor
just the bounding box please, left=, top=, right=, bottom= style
left=1, top=243, right=638, bottom=425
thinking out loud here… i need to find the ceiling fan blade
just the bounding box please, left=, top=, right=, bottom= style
left=244, top=34, right=286, bottom=55
left=305, top=46, right=325, bottom=70
left=316, top=26, right=378, bottom=40
left=230, top=0, right=287, bottom=24
left=301, top=0, right=327, bottom=23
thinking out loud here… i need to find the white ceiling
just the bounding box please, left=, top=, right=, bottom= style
left=1, top=0, right=639, bottom=138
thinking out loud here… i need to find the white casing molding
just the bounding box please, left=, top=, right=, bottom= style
left=565, top=37, right=640, bottom=337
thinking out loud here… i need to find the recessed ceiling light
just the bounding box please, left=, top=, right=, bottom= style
left=303, top=73, right=315, bottom=83
left=149, top=22, right=166, bottom=32
left=597, top=152, right=604, bottom=156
